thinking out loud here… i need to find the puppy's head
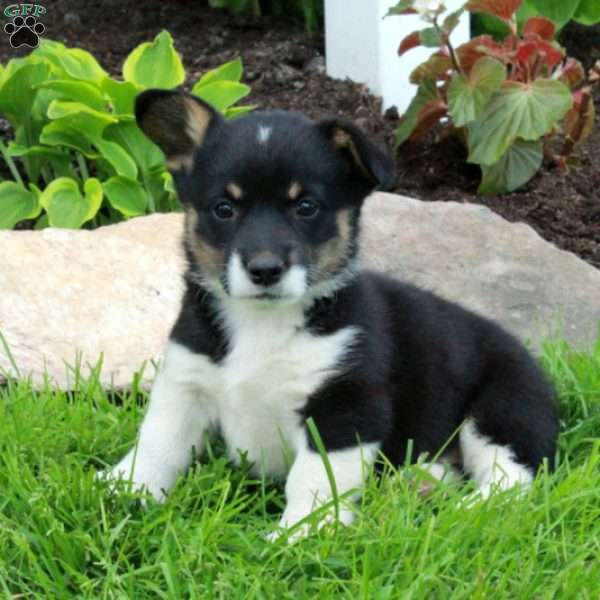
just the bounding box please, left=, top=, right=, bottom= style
left=136, top=89, right=395, bottom=301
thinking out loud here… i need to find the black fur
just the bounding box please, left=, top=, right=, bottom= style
left=139, top=90, right=558, bottom=475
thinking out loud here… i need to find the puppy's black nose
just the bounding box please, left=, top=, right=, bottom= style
left=247, top=254, right=284, bottom=287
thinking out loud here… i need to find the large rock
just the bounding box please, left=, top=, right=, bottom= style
left=1, top=192, right=599, bottom=389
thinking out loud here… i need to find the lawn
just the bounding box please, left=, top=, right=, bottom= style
left=0, top=334, right=599, bottom=599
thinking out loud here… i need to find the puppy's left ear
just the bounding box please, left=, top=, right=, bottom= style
left=318, top=119, right=396, bottom=191
left=135, top=89, right=222, bottom=171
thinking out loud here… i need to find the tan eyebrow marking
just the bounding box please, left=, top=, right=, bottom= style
left=288, top=182, right=302, bottom=200
left=226, top=182, right=243, bottom=200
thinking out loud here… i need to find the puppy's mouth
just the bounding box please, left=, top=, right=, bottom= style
left=254, top=291, right=280, bottom=300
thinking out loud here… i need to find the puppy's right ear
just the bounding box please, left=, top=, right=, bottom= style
left=135, top=89, right=221, bottom=171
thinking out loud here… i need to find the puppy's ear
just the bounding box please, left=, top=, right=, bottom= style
left=318, top=119, right=396, bottom=191
left=135, top=89, right=221, bottom=171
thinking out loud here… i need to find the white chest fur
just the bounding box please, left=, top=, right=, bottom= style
left=167, top=300, right=358, bottom=479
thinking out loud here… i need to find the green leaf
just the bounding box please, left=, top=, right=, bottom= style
left=448, top=57, right=506, bottom=127
left=410, top=55, right=453, bottom=84
left=0, top=182, right=42, bottom=229
left=191, top=81, right=251, bottom=113
left=40, top=121, right=96, bottom=156
left=195, top=57, right=244, bottom=87
left=162, top=170, right=175, bottom=195
left=0, top=61, right=50, bottom=126
left=40, top=177, right=103, bottom=228
left=467, top=79, right=572, bottom=165
left=528, top=0, right=580, bottom=29
left=573, top=0, right=600, bottom=25
left=35, top=80, right=108, bottom=112
left=103, top=121, right=164, bottom=173
left=471, top=13, right=510, bottom=39
left=99, top=78, right=139, bottom=115
left=33, top=40, right=107, bottom=82
left=443, top=8, right=466, bottom=34
left=94, top=139, right=138, bottom=179
left=385, top=0, right=417, bottom=17
left=122, top=30, right=185, bottom=89
left=420, top=26, right=443, bottom=47
left=222, top=105, right=256, bottom=119
left=46, top=100, right=117, bottom=127
left=6, top=143, right=73, bottom=178
left=478, top=139, right=543, bottom=194
left=102, top=176, right=148, bottom=217
left=395, top=79, right=438, bottom=146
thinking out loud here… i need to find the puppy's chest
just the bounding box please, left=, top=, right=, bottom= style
left=213, top=303, right=356, bottom=476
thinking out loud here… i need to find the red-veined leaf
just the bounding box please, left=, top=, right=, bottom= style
left=523, top=16, right=555, bottom=41
left=557, top=58, right=584, bottom=88
left=465, top=0, right=522, bottom=22
left=410, top=53, right=453, bottom=84
left=515, top=42, right=537, bottom=65
left=409, top=99, right=448, bottom=142
left=515, top=39, right=563, bottom=71
left=563, top=88, right=595, bottom=149
left=532, top=40, right=563, bottom=69
left=395, top=79, right=438, bottom=146
left=456, top=36, right=507, bottom=72
left=398, top=31, right=422, bottom=56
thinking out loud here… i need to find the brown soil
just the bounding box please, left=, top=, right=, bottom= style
left=1, top=1, right=598, bottom=268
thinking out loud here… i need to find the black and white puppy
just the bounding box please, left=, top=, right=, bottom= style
left=106, top=90, right=558, bottom=538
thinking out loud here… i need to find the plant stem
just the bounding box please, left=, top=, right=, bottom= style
left=433, top=18, right=464, bottom=77
left=76, top=152, right=90, bottom=181
left=0, top=140, right=25, bottom=186
left=446, top=35, right=464, bottom=76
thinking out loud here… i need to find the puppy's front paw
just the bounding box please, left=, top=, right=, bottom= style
left=266, top=507, right=355, bottom=544
left=266, top=522, right=312, bottom=544
left=98, top=453, right=168, bottom=502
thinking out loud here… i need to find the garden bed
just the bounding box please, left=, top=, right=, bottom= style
left=2, top=0, right=598, bottom=268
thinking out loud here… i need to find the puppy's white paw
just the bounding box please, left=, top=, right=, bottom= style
left=266, top=507, right=355, bottom=544
left=266, top=522, right=312, bottom=544
left=99, top=454, right=168, bottom=502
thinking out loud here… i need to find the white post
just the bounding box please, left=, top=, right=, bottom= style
left=325, top=0, right=470, bottom=114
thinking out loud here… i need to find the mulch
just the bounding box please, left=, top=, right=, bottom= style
left=1, top=0, right=598, bottom=268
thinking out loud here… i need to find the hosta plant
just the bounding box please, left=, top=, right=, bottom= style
left=0, top=31, right=253, bottom=229
left=390, top=0, right=599, bottom=194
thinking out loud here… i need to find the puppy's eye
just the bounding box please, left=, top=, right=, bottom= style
left=213, top=201, right=235, bottom=220
left=295, top=197, right=319, bottom=219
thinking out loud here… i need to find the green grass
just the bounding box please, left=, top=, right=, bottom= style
left=1, top=335, right=599, bottom=599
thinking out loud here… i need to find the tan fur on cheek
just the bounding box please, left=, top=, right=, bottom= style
left=313, top=209, right=353, bottom=283
left=184, top=209, right=225, bottom=278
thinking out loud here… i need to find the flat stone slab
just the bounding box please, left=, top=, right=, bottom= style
left=1, top=192, right=598, bottom=389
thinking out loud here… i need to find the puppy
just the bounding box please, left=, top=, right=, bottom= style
left=106, top=90, right=558, bottom=538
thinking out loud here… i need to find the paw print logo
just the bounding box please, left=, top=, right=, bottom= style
left=4, top=15, right=45, bottom=48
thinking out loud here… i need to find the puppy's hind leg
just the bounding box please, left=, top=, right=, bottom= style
left=459, top=418, right=533, bottom=500
left=459, top=346, right=557, bottom=501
